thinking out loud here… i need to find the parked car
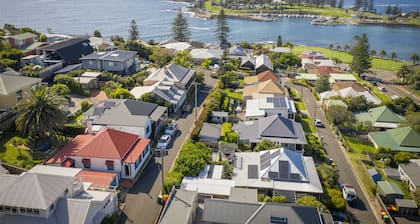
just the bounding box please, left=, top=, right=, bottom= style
left=165, top=122, right=178, bottom=136
left=314, top=119, right=324, bottom=128
left=157, top=134, right=172, bottom=149
left=378, top=86, right=386, bottom=92
left=391, top=95, right=400, bottom=100
left=183, top=104, right=192, bottom=113
left=341, top=183, right=357, bottom=204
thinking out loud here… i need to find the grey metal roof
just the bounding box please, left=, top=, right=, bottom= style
left=247, top=204, right=322, bottom=224
left=0, top=172, right=74, bottom=209
left=0, top=74, right=41, bottom=95
left=233, top=115, right=306, bottom=145
left=53, top=63, right=82, bottom=74
left=229, top=45, right=246, bottom=56
left=399, top=163, right=420, bottom=187
left=39, top=38, right=93, bottom=63
left=199, top=123, right=221, bottom=142
left=0, top=161, right=8, bottom=174
left=80, top=50, right=137, bottom=62
left=40, top=37, right=88, bottom=51
left=55, top=197, right=93, bottom=224
left=160, top=189, right=197, bottom=224
left=167, top=64, right=195, bottom=85
left=202, top=199, right=261, bottom=224
left=241, top=55, right=255, bottom=66
left=367, top=168, right=379, bottom=176
left=228, top=188, right=258, bottom=203
left=382, top=168, right=400, bottom=180
left=395, top=199, right=418, bottom=208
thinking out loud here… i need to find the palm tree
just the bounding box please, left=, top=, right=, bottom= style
left=370, top=49, right=376, bottom=56
left=336, top=45, right=341, bottom=51
left=15, top=86, right=67, bottom=138
left=411, top=53, right=419, bottom=64
left=390, top=52, right=397, bottom=60
left=379, top=49, right=386, bottom=58
left=397, top=65, right=410, bottom=83
left=344, top=44, right=350, bottom=52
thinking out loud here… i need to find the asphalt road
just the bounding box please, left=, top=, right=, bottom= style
left=118, top=76, right=217, bottom=224
left=381, top=83, right=420, bottom=104
left=292, top=84, right=377, bottom=224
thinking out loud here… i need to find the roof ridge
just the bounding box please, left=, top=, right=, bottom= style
left=33, top=173, right=48, bottom=209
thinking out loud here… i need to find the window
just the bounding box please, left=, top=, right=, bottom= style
left=88, top=60, right=93, bottom=65
left=145, top=126, right=150, bottom=135
left=16, top=90, right=23, bottom=102
left=50, top=203, right=54, bottom=211
left=34, top=209, right=40, bottom=215
left=82, top=158, right=91, bottom=168
left=135, top=156, right=142, bottom=169
left=0, top=206, right=4, bottom=212
left=11, top=207, right=17, bottom=213
left=5, top=206, right=10, bottom=212
left=108, top=61, right=115, bottom=67
left=106, top=160, right=114, bottom=171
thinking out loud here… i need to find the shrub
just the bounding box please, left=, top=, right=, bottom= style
left=80, top=100, right=91, bottom=112
left=164, top=172, right=183, bottom=194
left=272, top=195, right=286, bottom=203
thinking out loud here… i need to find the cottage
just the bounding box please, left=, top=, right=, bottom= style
left=398, top=160, right=420, bottom=192
left=233, top=115, right=306, bottom=152
left=377, top=181, right=404, bottom=204
left=240, top=55, right=256, bottom=70
left=333, top=80, right=367, bottom=92
left=7, top=32, right=38, bottom=49
left=199, top=123, right=221, bottom=148
left=73, top=72, right=101, bottom=90
left=161, top=42, right=192, bottom=52
left=85, top=99, right=167, bottom=139
left=39, top=37, right=94, bottom=65
left=323, top=99, right=348, bottom=110
left=338, top=87, right=381, bottom=105
left=242, top=80, right=286, bottom=100
left=88, top=36, right=118, bottom=51
left=295, top=73, right=319, bottom=82
left=369, top=126, right=420, bottom=153
left=244, top=70, right=280, bottom=86
left=329, top=73, right=357, bottom=84
left=356, top=106, right=403, bottom=129
left=255, top=55, right=273, bottom=74
left=232, top=148, right=322, bottom=201
left=245, top=96, right=296, bottom=120
left=190, top=48, right=223, bottom=65
left=382, top=168, right=401, bottom=180
left=319, top=90, right=340, bottom=102
left=0, top=74, right=41, bottom=109
left=80, top=50, right=137, bottom=75
left=228, top=45, right=247, bottom=57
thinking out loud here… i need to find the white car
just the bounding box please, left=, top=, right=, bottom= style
left=157, top=134, right=172, bottom=149
left=378, top=86, right=386, bottom=92
left=165, top=122, right=178, bottom=136
left=391, top=95, right=400, bottom=100
left=314, top=119, right=324, bottom=127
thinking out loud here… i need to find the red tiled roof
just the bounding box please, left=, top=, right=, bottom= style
left=46, top=135, right=94, bottom=164
left=317, top=66, right=341, bottom=76
left=76, top=170, right=117, bottom=187
left=123, top=138, right=151, bottom=163
left=76, top=129, right=139, bottom=159
left=257, top=70, right=279, bottom=83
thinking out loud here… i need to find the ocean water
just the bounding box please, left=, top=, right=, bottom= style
left=0, top=0, right=419, bottom=60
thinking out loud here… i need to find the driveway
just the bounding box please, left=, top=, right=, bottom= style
left=291, top=84, right=378, bottom=224
left=118, top=75, right=217, bottom=224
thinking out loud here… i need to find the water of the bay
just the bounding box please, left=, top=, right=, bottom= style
left=0, top=0, right=419, bottom=60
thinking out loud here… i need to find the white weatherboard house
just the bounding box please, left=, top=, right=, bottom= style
left=233, top=148, right=323, bottom=202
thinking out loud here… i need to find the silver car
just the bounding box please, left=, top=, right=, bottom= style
left=157, top=134, right=172, bottom=149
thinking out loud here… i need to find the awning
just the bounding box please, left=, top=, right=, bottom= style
left=105, top=160, right=114, bottom=166
left=82, top=158, right=91, bottom=164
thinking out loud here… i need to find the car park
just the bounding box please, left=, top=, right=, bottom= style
left=157, top=134, right=172, bottom=149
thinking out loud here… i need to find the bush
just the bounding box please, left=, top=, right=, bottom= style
left=272, top=195, right=286, bottom=203
left=80, top=100, right=91, bottom=112
left=164, top=172, right=183, bottom=194
left=62, top=123, right=86, bottom=136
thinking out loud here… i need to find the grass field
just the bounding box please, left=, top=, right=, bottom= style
left=292, top=45, right=410, bottom=71
left=348, top=153, right=376, bottom=199
left=344, top=136, right=378, bottom=154
left=0, top=133, right=41, bottom=168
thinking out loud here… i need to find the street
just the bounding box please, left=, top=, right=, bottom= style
left=292, top=84, right=378, bottom=224
left=118, top=76, right=217, bottom=224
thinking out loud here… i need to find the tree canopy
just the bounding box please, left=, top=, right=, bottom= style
left=215, top=9, right=230, bottom=47
left=296, top=196, right=329, bottom=213
left=351, top=34, right=371, bottom=75
left=254, top=139, right=278, bottom=152
left=128, top=19, right=139, bottom=41
left=314, top=76, right=331, bottom=93
left=172, top=50, right=193, bottom=68
left=172, top=9, right=191, bottom=42
left=174, top=141, right=212, bottom=176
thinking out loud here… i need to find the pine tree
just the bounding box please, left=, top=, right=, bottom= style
left=353, top=0, right=362, bottom=10
left=337, top=0, right=343, bottom=8
left=329, top=0, right=336, bottom=8
left=277, top=35, right=282, bottom=47
left=386, top=5, right=392, bottom=14
left=172, top=9, right=191, bottom=42
left=129, top=19, right=139, bottom=41
left=368, top=0, right=374, bottom=12
left=392, top=5, right=399, bottom=15
left=93, top=30, right=102, bottom=37
left=215, top=9, right=230, bottom=47
left=350, top=33, right=371, bottom=75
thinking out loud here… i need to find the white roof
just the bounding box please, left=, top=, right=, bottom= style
left=81, top=71, right=102, bottom=78
left=199, top=165, right=223, bottom=179
left=255, top=55, right=273, bottom=70
left=74, top=76, right=96, bottom=84
left=329, top=73, right=357, bottom=82
left=314, top=59, right=336, bottom=67
left=130, top=85, right=157, bottom=99
left=245, top=97, right=294, bottom=118
left=161, top=42, right=192, bottom=51
left=181, top=177, right=236, bottom=196
left=338, top=87, right=381, bottom=104
left=270, top=47, right=291, bottom=53
left=320, top=90, right=339, bottom=101
left=191, top=48, right=221, bottom=59
left=28, top=165, right=82, bottom=177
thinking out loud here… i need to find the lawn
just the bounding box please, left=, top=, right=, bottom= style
left=348, top=153, right=376, bottom=199
left=292, top=45, right=410, bottom=71
left=224, top=89, right=242, bottom=100
left=354, top=75, right=392, bottom=103
left=0, top=133, right=42, bottom=169
left=295, top=101, right=307, bottom=111
left=344, top=136, right=377, bottom=154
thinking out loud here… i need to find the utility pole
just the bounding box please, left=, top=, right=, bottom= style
left=194, top=82, right=198, bottom=121
left=160, top=146, right=164, bottom=194
left=300, top=85, right=303, bottom=100
left=314, top=106, right=317, bottom=121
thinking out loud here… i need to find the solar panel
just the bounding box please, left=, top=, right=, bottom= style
left=267, top=97, right=274, bottom=103
left=103, top=101, right=115, bottom=108
left=93, top=107, right=105, bottom=115
left=273, top=97, right=287, bottom=108
left=248, top=165, right=259, bottom=179
left=278, top=160, right=289, bottom=179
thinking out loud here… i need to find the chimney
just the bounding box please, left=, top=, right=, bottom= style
left=86, top=117, right=93, bottom=134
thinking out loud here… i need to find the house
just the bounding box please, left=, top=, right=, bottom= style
left=210, top=111, right=228, bottom=123
left=395, top=199, right=418, bottom=217
left=295, top=73, right=319, bottom=82
left=329, top=73, right=357, bottom=84
left=201, top=199, right=328, bottom=224
left=314, top=66, right=342, bottom=76
left=190, top=48, right=223, bottom=65
left=180, top=177, right=236, bottom=198
left=323, top=99, right=347, bottom=110
left=199, top=123, right=221, bottom=148
left=73, top=71, right=101, bottom=90
left=233, top=148, right=322, bottom=201
left=80, top=50, right=137, bottom=75
left=333, top=80, right=367, bottom=92
left=244, top=70, right=280, bottom=86
left=20, top=55, right=42, bottom=66
left=377, top=181, right=404, bottom=204
left=39, top=37, right=94, bottom=65
left=300, top=51, right=326, bottom=60
left=0, top=74, right=41, bottom=109
left=382, top=168, right=401, bottom=180
left=240, top=55, right=256, bottom=70
left=398, top=160, right=420, bottom=192
left=270, top=47, right=291, bottom=54
left=233, top=115, right=307, bottom=152
left=369, top=126, right=420, bottom=153
left=6, top=32, right=38, bottom=49
left=158, top=189, right=198, bottom=224
left=89, top=36, right=118, bottom=51
left=199, top=165, right=224, bottom=179
left=356, top=106, right=403, bottom=129
left=53, top=63, right=83, bottom=75
left=46, top=128, right=151, bottom=184
left=319, top=90, right=340, bottom=102
left=85, top=99, right=167, bottom=138
left=0, top=166, right=118, bottom=224
left=245, top=96, right=296, bottom=120
left=228, top=45, right=247, bottom=57
left=131, top=82, right=186, bottom=112
left=161, top=42, right=192, bottom=52
left=144, top=64, right=196, bottom=91
left=338, top=87, right=381, bottom=105
left=242, top=80, right=286, bottom=100
left=255, top=55, right=273, bottom=74
left=367, top=168, right=381, bottom=183
left=301, top=58, right=336, bottom=70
